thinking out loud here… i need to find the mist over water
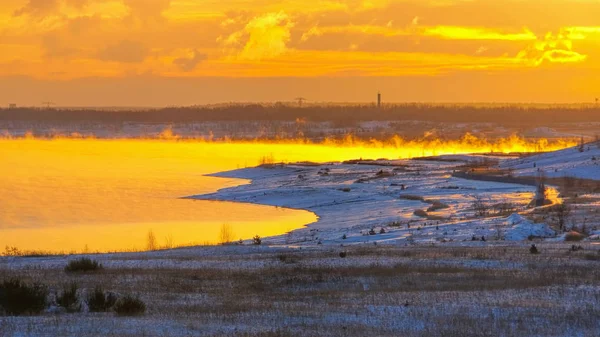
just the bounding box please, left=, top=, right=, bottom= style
left=0, top=136, right=575, bottom=252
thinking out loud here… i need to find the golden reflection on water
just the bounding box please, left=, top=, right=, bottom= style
left=0, top=137, right=574, bottom=253
left=1, top=139, right=326, bottom=253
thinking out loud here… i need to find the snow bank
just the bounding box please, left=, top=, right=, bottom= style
left=504, top=214, right=556, bottom=241
left=500, top=142, right=600, bottom=181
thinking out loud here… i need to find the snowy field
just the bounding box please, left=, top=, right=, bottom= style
left=501, top=141, right=600, bottom=180
left=2, top=244, right=600, bottom=336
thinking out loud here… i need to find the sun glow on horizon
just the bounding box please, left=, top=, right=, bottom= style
left=1, top=0, right=599, bottom=104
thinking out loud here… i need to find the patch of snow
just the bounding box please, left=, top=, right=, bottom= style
left=501, top=142, right=600, bottom=181
left=504, top=214, right=556, bottom=241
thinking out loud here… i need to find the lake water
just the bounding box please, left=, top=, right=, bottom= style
left=1, top=138, right=417, bottom=253
left=0, top=139, right=310, bottom=252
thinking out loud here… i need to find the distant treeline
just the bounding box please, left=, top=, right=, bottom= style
left=2, top=104, right=600, bottom=125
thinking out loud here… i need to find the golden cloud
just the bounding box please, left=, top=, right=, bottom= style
left=517, top=29, right=588, bottom=66
left=300, top=24, right=537, bottom=42
left=223, top=11, right=294, bottom=61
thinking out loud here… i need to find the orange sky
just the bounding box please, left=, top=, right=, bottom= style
left=0, top=0, right=599, bottom=106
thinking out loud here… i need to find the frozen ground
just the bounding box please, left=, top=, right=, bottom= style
left=190, top=157, right=556, bottom=246
left=501, top=140, right=600, bottom=180
left=190, top=142, right=600, bottom=247
left=2, top=244, right=600, bottom=337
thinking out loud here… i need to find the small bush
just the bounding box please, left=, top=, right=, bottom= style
left=339, top=252, right=347, bottom=258
left=56, top=282, right=81, bottom=313
left=113, top=295, right=146, bottom=316
left=0, top=278, right=48, bottom=316
left=565, top=231, right=586, bottom=242
left=253, top=235, right=262, bottom=245
left=400, top=195, right=425, bottom=202
left=413, top=209, right=428, bottom=218
left=427, top=201, right=450, bottom=212
left=65, top=258, right=102, bottom=273
left=277, top=254, right=300, bottom=264
left=87, top=286, right=117, bottom=312
left=530, top=244, right=539, bottom=254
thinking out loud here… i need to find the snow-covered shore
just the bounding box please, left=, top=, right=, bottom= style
left=190, top=143, right=600, bottom=246
left=501, top=141, right=600, bottom=180
left=189, top=156, right=551, bottom=246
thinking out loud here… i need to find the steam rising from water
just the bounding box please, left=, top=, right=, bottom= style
left=2, top=130, right=577, bottom=162
left=0, top=133, right=577, bottom=253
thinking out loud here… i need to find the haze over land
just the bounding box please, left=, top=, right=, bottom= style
left=1, top=0, right=600, bottom=106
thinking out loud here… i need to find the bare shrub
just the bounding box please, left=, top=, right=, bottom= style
left=56, top=282, right=81, bottom=313
left=258, top=154, right=275, bottom=166
left=565, top=231, right=585, bottom=242
left=472, top=195, right=489, bottom=217
left=0, top=278, right=47, bottom=316
left=163, top=235, right=174, bottom=250
left=87, top=286, right=117, bottom=312
left=3, top=246, right=55, bottom=258
left=253, top=235, right=262, bottom=245
left=3, top=246, right=21, bottom=257
left=219, top=223, right=235, bottom=245
left=551, top=204, right=572, bottom=232
left=113, top=295, right=146, bottom=316
left=494, top=202, right=517, bottom=216
left=65, top=258, right=102, bottom=273
left=414, top=209, right=428, bottom=218
left=146, top=230, right=157, bottom=251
